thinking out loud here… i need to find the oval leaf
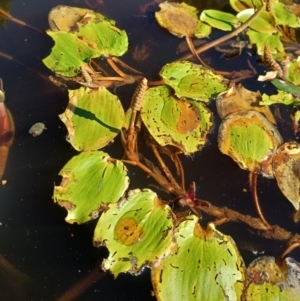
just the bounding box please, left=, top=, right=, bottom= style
left=54, top=151, right=129, bottom=224
left=152, top=216, right=246, bottom=301
left=218, top=110, right=283, bottom=177
left=93, top=189, right=175, bottom=277
left=160, top=61, right=228, bottom=101
left=155, top=2, right=211, bottom=38
left=141, top=85, right=213, bottom=154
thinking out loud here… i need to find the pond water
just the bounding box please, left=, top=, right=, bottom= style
left=0, top=0, right=300, bottom=300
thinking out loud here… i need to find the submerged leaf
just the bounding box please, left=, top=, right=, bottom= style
left=93, top=189, right=175, bottom=277
left=141, top=85, right=213, bottom=154
left=54, top=151, right=129, bottom=224
left=152, top=216, right=245, bottom=301
left=155, top=2, right=211, bottom=38
left=160, top=61, right=228, bottom=101
left=273, top=142, right=300, bottom=210
left=59, top=86, right=125, bottom=151
left=218, top=110, right=283, bottom=177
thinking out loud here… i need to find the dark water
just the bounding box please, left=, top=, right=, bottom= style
left=0, top=0, right=299, bottom=300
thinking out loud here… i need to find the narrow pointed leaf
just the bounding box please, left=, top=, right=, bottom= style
left=200, top=10, right=239, bottom=31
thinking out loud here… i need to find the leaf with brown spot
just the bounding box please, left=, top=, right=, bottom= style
left=273, top=142, right=300, bottom=210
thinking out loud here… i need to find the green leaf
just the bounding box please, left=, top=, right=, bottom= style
left=286, top=57, right=300, bottom=85
left=247, top=30, right=283, bottom=55
left=152, top=216, right=246, bottom=301
left=271, top=79, right=300, bottom=98
left=155, top=2, right=211, bottom=38
left=59, top=86, right=125, bottom=151
left=272, top=2, right=299, bottom=28
left=54, top=151, right=129, bottom=224
left=200, top=10, right=239, bottom=31
left=160, top=61, right=228, bottom=101
left=237, top=9, right=276, bottom=34
left=141, top=85, right=213, bottom=154
left=218, top=110, right=283, bottom=177
left=93, top=189, right=175, bottom=277
left=75, top=15, right=128, bottom=57
left=261, top=90, right=300, bottom=106
left=42, top=31, right=100, bottom=77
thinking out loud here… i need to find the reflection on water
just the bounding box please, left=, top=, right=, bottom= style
left=0, top=0, right=299, bottom=300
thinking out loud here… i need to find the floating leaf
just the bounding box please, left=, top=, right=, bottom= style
left=152, top=216, right=245, bottom=301
left=286, top=57, right=300, bottom=85
left=272, top=2, right=299, bottom=28
left=237, top=9, right=276, bottom=34
left=246, top=30, right=283, bottom=55
left=43, top=31, right=100, bottom=77
left=244, top=256, right=300, bottom=300
left=155, top=2, right=211, bottom=38
left=200, top=10, right=239, bottom=31
left=160, top=61, right=228, bottom=101
left=261, top=90, right=300, bottom=106
left=43, top=8, right=128, bottom=76
left=74, top=14, right=128, bottom=57
left=59, top=86, right=125, bottom=151
left=218, top=110, right=283, bottom=177
left=141, top=85, right=213, bottom=154
left=229, top=0, right=261, bottom=12
left=93, top=189, right=175, bottom=277
left=273, top=142, right=300, bottom=210
left=54, top=151, right=129, bottom=224
left=216, top=84, right=276, bottom=124
left=48, top=5, right=109, bottom=32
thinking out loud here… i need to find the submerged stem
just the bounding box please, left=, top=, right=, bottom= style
left=249, top=171, right=272, bottom=230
